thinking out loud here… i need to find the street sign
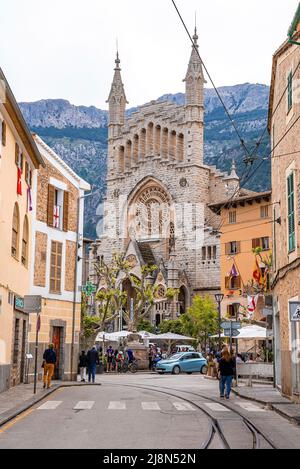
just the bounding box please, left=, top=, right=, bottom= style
left=290, top=302, right=300, bottom=322
left=224, top=329, right=240, bottom=338
left=82, top=282, right=97, bottom=297
left=14, top=296, right=24, bottom=312
left=24, top=295, right=42, bottom=314
left=221, top=321, right=241, bottom=330
left=262, top=308, right=273, bottom=317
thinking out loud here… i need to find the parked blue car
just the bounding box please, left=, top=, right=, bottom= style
left=155, top=352, right=208, bottom=375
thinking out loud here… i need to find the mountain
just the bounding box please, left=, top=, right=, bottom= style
left=19, top=83, right=271, bottom=239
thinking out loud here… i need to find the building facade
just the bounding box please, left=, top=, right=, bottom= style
left=90, top=31, right=240, bottom=326
left=209, top=190, right=272, bottom=351
left=0, top=68, right=44, bottom=392
left=28, top=135, right=90, bottom=382
left=269, top=5, right=300, bottom=401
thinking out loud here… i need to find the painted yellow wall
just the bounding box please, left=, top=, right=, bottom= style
left=0, top=110, right=34, bottom=364
left=219, top=199, right=272, bottom=318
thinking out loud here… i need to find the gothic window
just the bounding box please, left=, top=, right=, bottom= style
left=162, top=128, right=168, bottom=159
left=177, top=133, right=184, bottom=162
left=119, top=146, right=125, bottom=173
left=156, top=285, right=166, bottom=299
left=133, top=135, right=139, bottom=164
left=140, top=129, right=146, bottom=159
left=125, top=140, right=132, bottom=170
left=147, top=123, right=154, bottom=155
left=155, top=125, right=161, bottom=156
left=169, top=131, right=176, bottom=159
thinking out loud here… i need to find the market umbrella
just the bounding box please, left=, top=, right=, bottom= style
left=154, top=332, right=195, bottom=355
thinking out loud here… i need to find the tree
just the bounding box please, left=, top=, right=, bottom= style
left=181, top=295, right=219, bottom=349
left=137, top=318, right=155, bottom=333
left=159, top=319, right=184, bottom=335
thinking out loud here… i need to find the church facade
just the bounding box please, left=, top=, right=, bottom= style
left=90, top=30, right=240, bottom=326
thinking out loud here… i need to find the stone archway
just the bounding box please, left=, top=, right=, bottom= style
left=127, top=178, right=174, bottom=242
left=178, top=286, right=188, bottom=315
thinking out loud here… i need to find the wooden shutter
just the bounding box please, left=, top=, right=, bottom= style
left=47, top=185, right=55, bottom=227
left=63, top=191, right=69, bottom=232
left=50, top=241, right=62, bottom=293
left=2, top=121, right=6, bottom=146
left=252, top=238, right=261, bottom=249
left=15, top=143, right=19, bottom=166
left=225, top=243, right=230, bottom=255
left=288, top=173, right=296, bottom=252
left=236, top=241, right=241, bottom=254
left=225, top=277, right=230, bottom=289
left=236, top=276, right=241, bottom=289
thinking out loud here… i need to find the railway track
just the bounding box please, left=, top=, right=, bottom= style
left=105, top=381, right=278, bottom=450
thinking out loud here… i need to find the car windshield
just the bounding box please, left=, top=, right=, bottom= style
left=169, top=354, right=183, bottom=360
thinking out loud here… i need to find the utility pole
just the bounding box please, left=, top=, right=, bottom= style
left=215, top=294, right=224, bottom=351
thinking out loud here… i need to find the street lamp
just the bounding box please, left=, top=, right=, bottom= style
left=215, top=293, right=224, bottom=352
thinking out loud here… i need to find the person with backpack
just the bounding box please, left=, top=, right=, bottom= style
left=218, top=349, right=236, bottom=399
left=42, top=344, right=57, bottom=389
left=79, top=351, right=88, bottom=382
left=106, top=345, right=114, bottom=372
left=87, top=346, right=100, bottom=383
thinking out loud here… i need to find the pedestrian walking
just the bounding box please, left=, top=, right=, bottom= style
left=79, top=351, right=88, bottom=382
left=42, top=344, right=57, bottom=389
left=106, top=345, right=114, bottom=372
left=218, top=349, right=236, bottom=399
left=87, top=346, right=99, bottom=383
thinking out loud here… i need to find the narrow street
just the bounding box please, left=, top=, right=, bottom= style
left=0, top=374, right=299, bottom=450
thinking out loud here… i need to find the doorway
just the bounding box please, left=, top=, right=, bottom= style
left=52, top=327, right=63, bottom=380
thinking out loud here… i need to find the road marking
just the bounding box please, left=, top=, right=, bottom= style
left=73, top=401, right=95, bottom=410
left=108, top=401, right=126, bottom=410
left=204, top=403, right=231, bottom=412
left=0, top=409, right=35, bottom=434
left=37, top=401, right=62, bottom=410
left=237, top=402, right=266, bottom=412
left=141, top=402, right=161, bottom=411
left=173, top=402, right=196, bottom=411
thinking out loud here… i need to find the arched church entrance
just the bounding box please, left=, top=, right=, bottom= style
left=178, top=286, right=188, bottom=315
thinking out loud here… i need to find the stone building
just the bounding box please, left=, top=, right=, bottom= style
left=90, top=30, right=240, bottom=327
left=28, top=135, right=90, bottom=382
left=269, top=5, right=300, bottom=401
left=0, top=68, right=44, bottom=392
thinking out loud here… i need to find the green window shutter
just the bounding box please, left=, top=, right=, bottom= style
left=288, top=72, right=293, bottom=112
left=287, top=173, right=296, bottom=252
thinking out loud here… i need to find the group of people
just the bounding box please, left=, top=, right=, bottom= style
left=104, top=345, right=135, bottom=373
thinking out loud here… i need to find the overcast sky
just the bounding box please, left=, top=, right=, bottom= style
left=0, top=0, right=298, bottom=108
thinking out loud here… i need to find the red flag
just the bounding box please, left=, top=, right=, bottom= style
left=253, top=258, right=261, bottom=283
left=17, top=167, right=22, bottom=195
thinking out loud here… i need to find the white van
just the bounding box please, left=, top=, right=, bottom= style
left=175, top=345, right=195, bottom=353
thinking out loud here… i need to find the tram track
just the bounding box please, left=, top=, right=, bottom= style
left=105, top=381, right=277, bottom=450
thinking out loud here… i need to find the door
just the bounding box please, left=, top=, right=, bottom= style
left=180, top=353, right=194, bottom=372
left=52, top=327, right=61, bottom=380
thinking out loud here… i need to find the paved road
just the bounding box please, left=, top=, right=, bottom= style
left=0, top=374, right=300, bottom=449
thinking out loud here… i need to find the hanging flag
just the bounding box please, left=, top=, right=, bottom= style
left=253, top=258, right=261, bottom=283
left=229, top=264, right=238, bottom=278
left=247, top=295, right=259, bottom=318
left=17, top=166, right=22, bottom=195
left=53, top=205, right=60, bottom=228
left=27, top=187, right=33, bottom=212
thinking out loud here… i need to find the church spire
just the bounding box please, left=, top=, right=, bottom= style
left=184, top=26, right=206, bottom=108
left=107, top=50, right=128, bottom=129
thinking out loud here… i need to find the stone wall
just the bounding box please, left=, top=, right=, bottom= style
left=33, top=231, right=48, bottom=287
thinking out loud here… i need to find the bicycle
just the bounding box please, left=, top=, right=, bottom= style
left=122, top=358, right=138, bottom=374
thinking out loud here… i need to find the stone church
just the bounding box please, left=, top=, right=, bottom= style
left=90, top=29, right=240, bottom=327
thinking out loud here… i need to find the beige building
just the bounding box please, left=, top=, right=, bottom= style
left=269, top=4, right=300, bottom=401
left=0, top=68, right=44, bottom=392
left=91, top=31, right=239, bottom=326
left=28, top=135, right=90, bottom=382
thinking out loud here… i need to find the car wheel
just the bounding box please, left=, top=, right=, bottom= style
left=158, top=372, right=165, bottom=375
left=172, top=366, right=181, bottom=375
left=201, top=365, right=208, bottom=375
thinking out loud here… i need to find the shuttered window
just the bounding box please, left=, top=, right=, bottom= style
left=63, top=191, right=69, bottom=232
left=21, top=216, right=29, bottom=267
left=50, top=241, right=62, bottom=294
left=287, top=71, right=293, bottom=112
left=287, top=173, right=296, bottom=252
left=225, top=241, right=240, bottom=255
left=225, top=276, right=241, bottom=290
left=229, top=211, right=237, bottom=224
left=1, top=121, right=6, bottom=146
left=11, top=203, right=20, bottom=259
left=47, top=185, right=55, bottom=227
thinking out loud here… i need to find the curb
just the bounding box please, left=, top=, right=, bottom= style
left=232, top=388, right=300, bottom=426
left=0, top=383, right=102, bottom=428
